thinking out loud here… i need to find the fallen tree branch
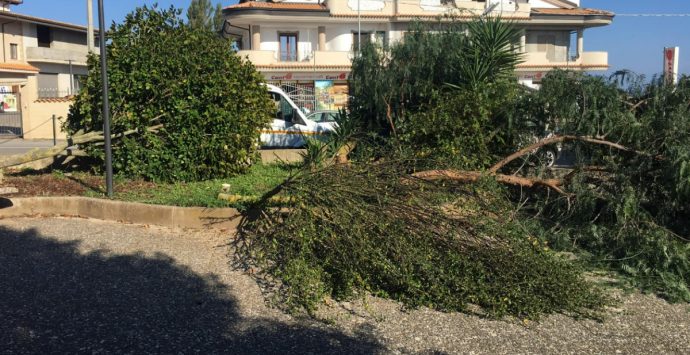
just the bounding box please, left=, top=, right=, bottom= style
left=489, top=135, right=651, bottom=174
left=412, top=169, right=567, bottom=195
left=0, top=124, right=164, bottom=169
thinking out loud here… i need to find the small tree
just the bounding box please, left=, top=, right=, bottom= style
left=348, top=17, right=523, bottom=167
left=67, top=5, right=273, bottom=182
left=187, top=0, right=224, bottom=32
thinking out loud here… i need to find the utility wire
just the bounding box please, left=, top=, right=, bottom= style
left=616, top=13, right=690, bottom=17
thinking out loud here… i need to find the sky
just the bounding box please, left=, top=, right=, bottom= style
left=11, top=0, right=690, bottom=78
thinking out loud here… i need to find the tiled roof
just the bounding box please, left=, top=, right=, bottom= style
left=225, top=2, right=327, bottom=11
left=34, top=96, right=75, bottom=103
left=330, top=13, right=530, bottom=20
left=0, top=62, right=39, bottom=72
left=516, top=63, right=609, bottom=70
left=225, top=2, right=612, bottom=19
left=531, top=8, right=615, bottom=17
left=255, top=64, right=351, bottom=70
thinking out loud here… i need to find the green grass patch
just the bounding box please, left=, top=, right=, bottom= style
left=98, top=163, right=293, bottom=208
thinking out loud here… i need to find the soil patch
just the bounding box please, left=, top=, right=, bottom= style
left=3, top=172, right=156, bottom=198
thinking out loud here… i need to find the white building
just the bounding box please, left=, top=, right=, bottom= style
left=224, top=0, right=613, bottom=110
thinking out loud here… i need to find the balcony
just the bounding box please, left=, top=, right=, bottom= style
left=517, top=51, right=608, bottom=71
left=237, top=50, right=352, bottom=70
left=26, top=47, right=94, bottom=66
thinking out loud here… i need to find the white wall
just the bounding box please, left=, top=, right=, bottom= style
left=22, top=22, right=37, bottom=47
left=530, top=0, right=581, bottom=8
left=257, top=22, right=392, bottom=55
left=325, top=23, right=391, bottom=51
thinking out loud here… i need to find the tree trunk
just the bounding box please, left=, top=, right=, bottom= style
left=0, top=125, right=163, bottom=169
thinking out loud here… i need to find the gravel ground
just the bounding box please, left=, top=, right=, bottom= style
left=1, top=217, right=689, bottom=354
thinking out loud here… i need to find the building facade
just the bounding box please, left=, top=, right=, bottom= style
left=224, top=0, right=614, bottom=110
left=0, top=0, right=92, bottom=140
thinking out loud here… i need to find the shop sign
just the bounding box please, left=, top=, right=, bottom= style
left=267, top=72, right=349, bottom=81
left=315, top=80, right=349, bottom=110
left=519, top=72, right=544, bottom=81
left=664, top=47, right=680, bottom=85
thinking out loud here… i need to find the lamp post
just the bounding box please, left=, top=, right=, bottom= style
left=97, top=0, right=113, bottom=198
left=357, top=0, right=361, bottom=53
left=87, top=0, right=95, bottom=52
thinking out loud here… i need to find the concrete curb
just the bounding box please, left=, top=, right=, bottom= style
left=0, top=196, right=242, bottom=230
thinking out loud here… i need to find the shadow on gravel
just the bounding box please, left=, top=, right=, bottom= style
left=0, top=226, right=384, bottom=354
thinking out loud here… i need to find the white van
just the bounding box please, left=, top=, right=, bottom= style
left=261, top=84, right=338, bottom=148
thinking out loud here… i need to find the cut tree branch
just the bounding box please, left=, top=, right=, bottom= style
left=0, top=124, right=163, bottom=169
left=489, top=135, right=650, bottom=174
left=412, top=169, right=566, bottom=195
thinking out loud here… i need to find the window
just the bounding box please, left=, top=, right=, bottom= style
left=354, top=31, right=388, bottom=50
left=279, top=33, right=298, bottom=62
left=9, top=43, right=18, bottom=60
left=537, top=34, right=556, bottom=61
left=374, top=31, right=388, bottom=48
left=270, top=92, right=295, bottom=122
left=231, top=37, right=242, bottom=51
left=37, top=73, right=59, bottom=98
left=73, top=75, right=87, bottom=93
left=37, top=25, right=52, bottom=48
left=352, top=31, right=371, bottom=51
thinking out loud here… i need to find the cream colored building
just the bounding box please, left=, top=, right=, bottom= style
left=0, top=0, right=92, bottom=140
left=224, top=0, right=613, bottom=109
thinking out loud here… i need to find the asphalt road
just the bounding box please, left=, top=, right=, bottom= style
left=0, top=218, right=383, bottom=354
left=1, top=217, right=688, bottom=354
left=0, top=139, right=61, bottom=156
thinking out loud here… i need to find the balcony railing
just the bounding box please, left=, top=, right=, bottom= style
left=237, top=50, right=352, bottom=67
left=518, top=51, right=608, bottom=70
left=26, top=46, right=93, bottom=65
left=38, top=88, right=74, bottom=99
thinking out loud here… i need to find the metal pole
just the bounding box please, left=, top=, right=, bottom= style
left=52, top=114, right=57, bottom=146
left=357, top=0, right=361, bottom=53
left=87, top=0, right=95, bottom=52
left=97, top=0, right=113, bottom=198
left=68, top=59, right=74, bottom=95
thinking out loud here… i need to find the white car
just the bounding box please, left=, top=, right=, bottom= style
left=261, top=84, right=338, bottom=148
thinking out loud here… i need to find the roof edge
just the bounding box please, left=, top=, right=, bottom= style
left=0, top=12, right=94, bottom=33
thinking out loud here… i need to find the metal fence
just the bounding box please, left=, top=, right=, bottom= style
left=0, top=111, right=22, bottom=137
left=269, top=81, right=316, bottom=112
left=268, top=81, right=350, bottom=112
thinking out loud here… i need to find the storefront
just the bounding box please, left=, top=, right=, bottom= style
left=264, top=71, right=350, bottom=112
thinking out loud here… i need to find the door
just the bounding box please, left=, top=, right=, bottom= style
left=0, top=90, right=22, bottom=137
left=262, top=91, right=308, bottom=147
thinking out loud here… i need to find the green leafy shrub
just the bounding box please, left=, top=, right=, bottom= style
left=67, top=5, right=273, bottom=182
left=399, top=82, right=520, bottom=169
left=237, top=162, right=608, bottom=319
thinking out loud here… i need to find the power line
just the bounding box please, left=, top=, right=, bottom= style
left=616, top=13, right=690, bottom=17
